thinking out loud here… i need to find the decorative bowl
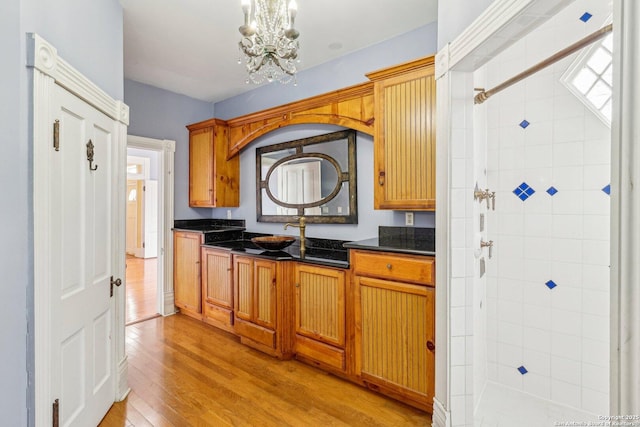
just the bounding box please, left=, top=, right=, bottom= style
left=251, top=236, right=296, bottom=251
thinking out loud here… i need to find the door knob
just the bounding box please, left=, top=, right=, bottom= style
left=110, top=275, right=122, bottom=297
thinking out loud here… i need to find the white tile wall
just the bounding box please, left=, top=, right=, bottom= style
left=449, top=69, right=478, bottom=426
left=474, top=0, right=611, bottom=422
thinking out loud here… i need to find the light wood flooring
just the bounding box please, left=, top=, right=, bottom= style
left=99, top=314, right=431, bottom=426
left=125, top=255, right=158, bottom=324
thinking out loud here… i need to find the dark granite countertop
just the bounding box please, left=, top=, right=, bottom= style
left=203, top=235, right=350, bottom=269
left=344, top=226, right=435, bottom=256
left=173, top=218, right=246, bottom=233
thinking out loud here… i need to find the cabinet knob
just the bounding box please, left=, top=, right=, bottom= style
left=386, top=263, right=392, bottom=270
left=427, top=341, right=435, bottom=352
left=295, top=283, right=300, bottom=287
left=378, top=171, right=385, bottom=186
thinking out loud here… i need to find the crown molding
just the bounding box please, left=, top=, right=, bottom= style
left=27, top=33, right=129, bottom=125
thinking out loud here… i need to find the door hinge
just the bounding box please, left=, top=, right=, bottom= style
left=143, top=185, right=146, bottom=191
left=52, top=398, right=59, bottom=427
left=53, top=120, right=60, bottom=151
left=142, top=242, right=145, bottom=249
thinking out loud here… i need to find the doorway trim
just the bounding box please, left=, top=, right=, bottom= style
left=127, top=135, right=176, bottom=316
left=29, top=33, right=129, bottom=425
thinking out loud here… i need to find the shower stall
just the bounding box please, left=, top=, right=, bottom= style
left=474, top=0, right=612, bottom=424
left=432, top=0, right=627, bottom=426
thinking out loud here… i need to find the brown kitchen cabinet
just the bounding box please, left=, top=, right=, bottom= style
left=367, top=56, right=436, bottom=210
left=233, top=255, right=293, bottom=358
left=351, top=249, right=436, bottom=413
left=173, top=230, right=204, bottom=320
left=186, top=119, right=239, bottom=207
left=201, top=247, right=234, bottom=333
left=293, top=263, right=347, bottom=373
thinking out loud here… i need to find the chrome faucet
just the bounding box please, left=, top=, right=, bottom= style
left=284, top=216, right=306, bottom=258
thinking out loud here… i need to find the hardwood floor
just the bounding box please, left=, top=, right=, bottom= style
left=99, top=314, right=431, bottom=426
left=126, top=255, right=158, bottom=324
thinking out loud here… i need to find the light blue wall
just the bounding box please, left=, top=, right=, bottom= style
left=212, top=23, right=439, bottom=241
left=124, top=79, right=215, bottom=219
left=0, top=1, right=29, bottom=426
left=437, top=0, right=493, bottom=49
left=0, top=1, right=124, bottom=425
left=22, top=0, right=124, bottom=99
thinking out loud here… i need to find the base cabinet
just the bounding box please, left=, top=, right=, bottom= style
left=201, top=247, right=234, bottom=332
left=174, top=241, right=436, bottom=413
left=173, top=231, right=203, bottom=320
left=293, top=264, right=347, bottom=372
left=351, top=249, right=435, bottom=412
left=233, top=255, right=293, bottom=358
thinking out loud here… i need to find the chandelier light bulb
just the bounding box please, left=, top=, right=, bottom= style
left=288, top=0, right=297, bottom=19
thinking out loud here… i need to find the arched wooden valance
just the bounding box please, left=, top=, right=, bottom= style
left=224, top=81, right=375, bottom=158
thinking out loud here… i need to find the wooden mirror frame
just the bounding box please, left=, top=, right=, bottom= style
left=256, top=130, right=357, bottom=224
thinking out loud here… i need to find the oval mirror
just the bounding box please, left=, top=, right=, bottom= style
left=265, top=153, right=341, bottom=209
left=256, top=129, right=357, bottom=224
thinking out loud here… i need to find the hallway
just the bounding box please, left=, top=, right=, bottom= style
left=126, top=255, right=158, bottom=324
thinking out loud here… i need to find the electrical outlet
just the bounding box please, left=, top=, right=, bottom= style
left=337, top=206, right=343, bottom=214
left=405, top=212, right=414, bottom=226
left=227, top=210, right=232, bottom=219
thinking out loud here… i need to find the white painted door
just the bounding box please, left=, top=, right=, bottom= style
left=143, top=179, right=158, bottom=258
left=276, top=160, right=322, bottom=215
left=50, top=84, right=117, bottom=426
left=126, top=180, right=139, bottom=255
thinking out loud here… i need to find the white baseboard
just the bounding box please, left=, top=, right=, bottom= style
left=116, top=355, right=130, bottom=402
left=163, top=291, right=176, bottom=316
left=432, top=397, right=451, bottom=427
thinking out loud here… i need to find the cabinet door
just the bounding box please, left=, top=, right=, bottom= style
left=202, top=248, right=233, bottom=308
left=294, top=264, right=345, bottom=347
left=189, top=127, right=214, bottom=207
left=253, top=259, right=277, bottom=330
left=201, top=247, right=234, bottom=330
left=188, top=121, right=240, bottom=208
left=372, top=58, right=436, bottom=210
left=234, top=256, right=253, bottom=322
left=173, top=231, right=203, bottom=316
left=354, top=275, right=435, bottom=408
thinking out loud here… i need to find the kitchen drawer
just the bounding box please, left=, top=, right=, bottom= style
left=351, top=250, right=435, bottom=286
left=295, top=334, right=346, bottom=372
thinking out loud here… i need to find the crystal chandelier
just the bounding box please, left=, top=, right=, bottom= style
left=238, top=0, right=300, bottom=85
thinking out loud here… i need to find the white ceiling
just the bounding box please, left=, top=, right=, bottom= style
left=121, top=0, right=438, bottom=103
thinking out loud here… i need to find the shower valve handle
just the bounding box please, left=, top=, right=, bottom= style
left=480, top=239, right=494, bottom=259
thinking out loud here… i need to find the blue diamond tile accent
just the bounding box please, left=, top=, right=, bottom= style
left=546, top=186, right=558, bottom=196
left=580, top=12, right=593, bottom=22
left=545, top=280, right=557, bottom=290
left=602, top=184, right=611, bottom=195
left=519, top=119, right=530, bottom=129
left=513, top=182, right=535, bottom=201
left=518, top=366, right=528, bottom=375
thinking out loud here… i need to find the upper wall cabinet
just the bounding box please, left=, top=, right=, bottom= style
left=367, top=56, right=436, bottom=211
left=187, top=119, right=240, bottom=207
